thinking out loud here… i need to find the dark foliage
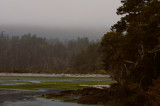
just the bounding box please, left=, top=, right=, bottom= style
left=101, top=0, right=160, bottom=105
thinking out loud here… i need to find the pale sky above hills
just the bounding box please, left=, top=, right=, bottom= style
left=0, top=0, right=122, bottom=39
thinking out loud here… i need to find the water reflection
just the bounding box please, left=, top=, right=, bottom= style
left=4, top=98, right=102, bottom=106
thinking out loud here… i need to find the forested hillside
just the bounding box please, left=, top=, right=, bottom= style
left=0, top=34, right=102, bottom=73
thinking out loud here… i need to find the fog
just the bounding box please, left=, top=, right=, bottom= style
left=0, top=0, right=121, bottom=40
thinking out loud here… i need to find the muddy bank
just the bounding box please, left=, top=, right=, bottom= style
left=44, top=84, right=123, bottom=105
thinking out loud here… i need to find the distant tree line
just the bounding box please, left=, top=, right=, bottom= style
left=0, top=33, right=102, bottom=73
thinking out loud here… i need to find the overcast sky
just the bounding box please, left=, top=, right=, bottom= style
left=0, top=0, right=122, bottom=39
left=0, top=0, right=121, bottom=28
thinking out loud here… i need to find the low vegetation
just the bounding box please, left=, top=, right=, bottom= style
left=0, top=76, right=116, bottom=90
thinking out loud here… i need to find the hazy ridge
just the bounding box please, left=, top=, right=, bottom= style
left=0, top=25, right=110, bottom=41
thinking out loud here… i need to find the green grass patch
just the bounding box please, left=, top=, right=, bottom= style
left=0, top=81, right=25, bottom=84
left=0, top=76, right=116, bottom=90
left=0, top=80, right=116, bottom=90
left=0, top=85, right=38, bottom=90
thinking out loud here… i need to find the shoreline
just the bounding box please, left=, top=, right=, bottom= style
left=43, top=84, right=122, bottom=105
left=0, top=73, right=110, bottom=77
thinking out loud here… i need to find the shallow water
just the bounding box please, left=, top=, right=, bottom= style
left=3, top=98, right=102, bottom=106
left=0, top=74, right=111, bottom=106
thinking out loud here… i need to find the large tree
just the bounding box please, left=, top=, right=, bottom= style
left=101, top=0, right=160, bottom=89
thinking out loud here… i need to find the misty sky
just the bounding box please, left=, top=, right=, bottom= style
left=0, top=0, right=122, bottom=39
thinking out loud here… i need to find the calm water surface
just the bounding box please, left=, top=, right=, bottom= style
left=3, top=98, right=102, bottom=106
